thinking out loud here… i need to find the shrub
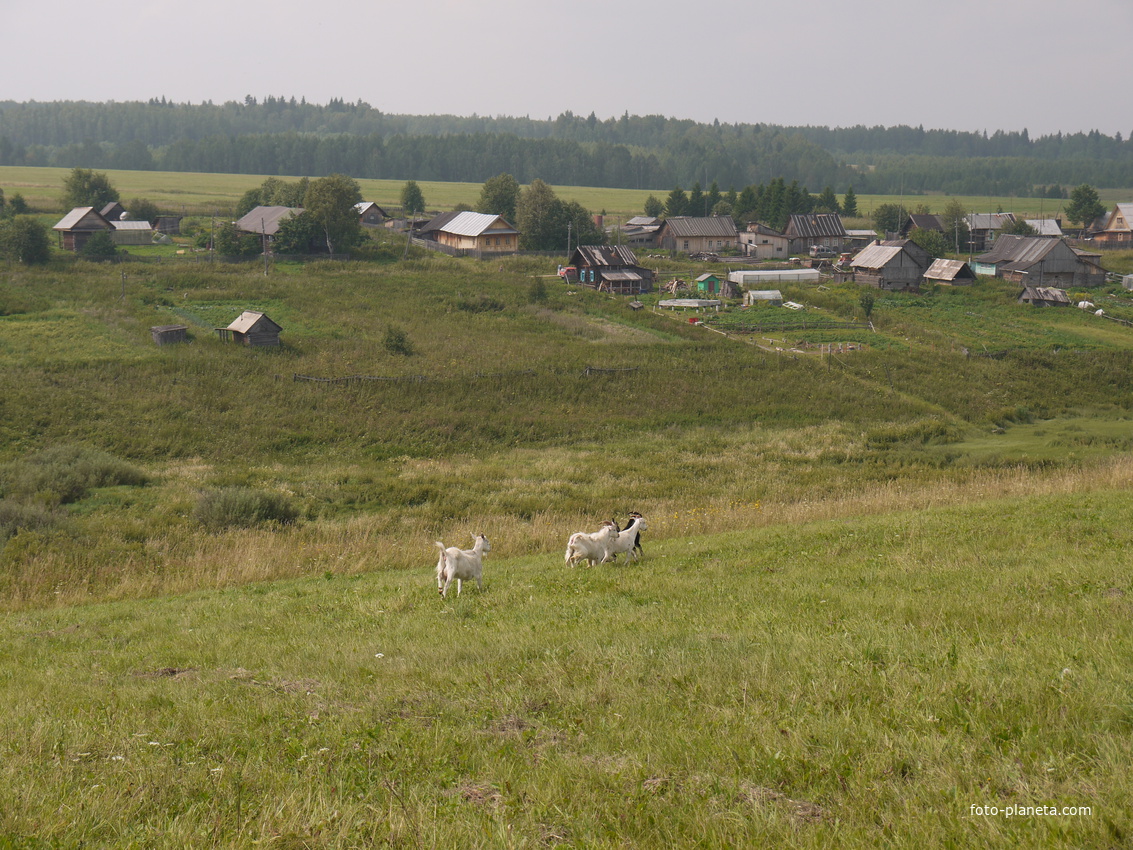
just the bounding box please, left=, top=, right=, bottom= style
left=383, top=325, right=415, bottom=356
left=80, top=231, right=119, bottom=260
left=0, top=499, right=60, bottom=540
left=0, top=445, right=149, bottom=506
left=194, top=487, right=299, bottom=530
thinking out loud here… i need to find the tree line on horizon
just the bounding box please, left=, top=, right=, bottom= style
left=1, top=99, right=1131, bottom=195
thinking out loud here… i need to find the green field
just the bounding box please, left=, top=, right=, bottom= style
left=1, top=230, right=1133, bottom=845
left=4, top=165, right=1126, bottom=223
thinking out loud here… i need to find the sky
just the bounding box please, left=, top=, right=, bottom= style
left=5, top=0, right=1132, bottom=138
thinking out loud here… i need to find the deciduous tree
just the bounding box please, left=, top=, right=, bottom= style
left=0, top=216, right=50, bottom=264
left=62, top=168, right=119, bottom=209
left=476, top=173, right=520, bottom=223
left=303, top=173, right=362, bottom=253
left=400, top=180, right=426, bottom=218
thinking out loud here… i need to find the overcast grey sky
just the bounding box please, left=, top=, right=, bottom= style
left=6, top=0, right=1132, bottom=138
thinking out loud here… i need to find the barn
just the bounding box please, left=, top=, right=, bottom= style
left=216, top=311, right=283, bottom=347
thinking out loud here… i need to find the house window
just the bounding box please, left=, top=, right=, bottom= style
left=683, top=241, right=689, bottom=250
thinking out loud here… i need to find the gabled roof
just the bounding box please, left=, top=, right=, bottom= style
left=975, top=234, right=1061, bottom=268
left=1026, top=219, right=1063, bottom=237
left=746, top=222, right=786, bottom=237
left=236, top=206, right=302, bottom=236
left=850, top=243, right=906, bottom=270
left=905, top=214, right=943, bottom=232
left=966, top=212, right=1016, bottom=231
left=111, top=220, right=152, bottom=231
left=1020, top=286, right=1070, bottom=304
left=417, top=210, right=462, bottom=234
left=625, top=216, right=660, bottom=227
left=226, top=310, right=282, bottom=333
left=53, top=207, right=112, bottom=231
left=1100, top=203, right=1133, bottom=232
left=433, top=211, right=518, bottom=237
left=924, top=258, right=976, bottom=282
left=571, top=245, right=641, bottom=268
left=785, top=213, right=847, bottom=239
left=695, top=273, right=720, bottom=282
left=658, top=215, right=738, bottom=237
left=355, top=201, right=387, bottom=217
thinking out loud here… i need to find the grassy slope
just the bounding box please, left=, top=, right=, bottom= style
left=1, top=472, right=1130, bottom=847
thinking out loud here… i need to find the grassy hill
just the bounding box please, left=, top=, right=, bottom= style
left=1, top=236, right=1133, bottom=845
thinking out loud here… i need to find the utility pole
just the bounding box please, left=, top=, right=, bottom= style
left=566, top=220, right=572, bottom=258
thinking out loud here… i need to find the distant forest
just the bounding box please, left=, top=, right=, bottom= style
left=2, top=97, right=1131, bottom=196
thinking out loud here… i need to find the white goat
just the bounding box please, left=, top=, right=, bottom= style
left=605, top=514, right=647, bottom=564
left=564, top=521, right=619, bottom=568
left=435, top=533, right=491, bottom=598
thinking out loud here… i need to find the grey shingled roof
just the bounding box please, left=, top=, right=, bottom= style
left=659, top=216, right=738, bottom=238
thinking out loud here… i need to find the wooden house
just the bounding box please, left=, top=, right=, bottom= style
left=420, top=211, right=519, bottom=254
left=923, top=258, right=977, bottom=285
left=849, top=242, right=924, bottom=291
left=567, top=245, right=653, bottom=294
left=965, top=213, right=1016, bottom=252
left=609, top=215, right=661, bottom=248
left=150, top=325, right=188, bottom=346
left=355, top=201, right=388, bottom=227
left=654, top=216, right=739, bottom=253
left=1018, top=286, right=1070, bottom=307
left=739, top=222, right=788, bottom=260
left=973, top=235, right=1106, bottom=288
left=216, top=311, right=283, bottom=347
left=52, top=207, right=113, bottom=251
left=784, top=213, right=847, bottom=255
left=1090, top=203, right=1133, bottom=248
left=235, top=206, right=302, bottom=239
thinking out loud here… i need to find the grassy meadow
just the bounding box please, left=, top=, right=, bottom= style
left=3, top=165, right=1127, bottom=224
left=1, top=203, right=1133, bottom=844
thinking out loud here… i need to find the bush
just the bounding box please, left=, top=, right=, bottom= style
left=0, top=445, right=149, bottom=506
left=80, top=231, right=119, bottom=260
left=194, top=487, right=299, bottom=530
left=0, top=499, right=60, bottom=540
left=383, top=325, right=415, bottom=356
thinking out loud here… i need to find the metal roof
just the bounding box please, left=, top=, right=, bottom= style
left=434, top=211, right=517, bottom=238
left=601, top=271, right=644, bottom=281
left=111, top=220, right=152, bottom=231
left=626, top=216, right=660, bottom=227
left=975, top=234, right=1059, bottom=268
left=785, top=214, right=847, bottom=239
left=235, top=206, right=302, bottom=236
left=659, top=216, right=739, bottom=238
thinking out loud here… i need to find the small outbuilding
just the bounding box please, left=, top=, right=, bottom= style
left=151, top=325, right=189, bottom=346
left=1018, top=286, right=1070, bottom=307
left=849, top=242, right=925, bottom=291
left=696, top=273, right=721, bottom=294
left=216, top=311, right=283, bottom=347
left=923, top=258, right=977, bottom=285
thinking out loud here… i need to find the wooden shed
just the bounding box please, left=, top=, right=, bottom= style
left=1018, top=286, right=1070, bottom=307
left=696, top=273, right=721, bottom=294
left=849, top=242, right=924, bottom=291
left=52, top=207, right=113, bottom=251
left=151, top=325, right=189, bottom=346
left=216, top=311, right=283, bottom=347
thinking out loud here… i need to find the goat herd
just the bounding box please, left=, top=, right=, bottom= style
left=434, top=512, right=648, bottom=598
